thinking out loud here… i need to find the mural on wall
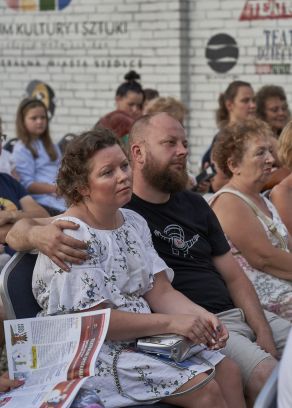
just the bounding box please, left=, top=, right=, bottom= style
left=205, top=33, right=239, bottom=73
left=240, top=0, right=292, bottom=20
left=6, top=0, right=72, bottom=11
left=0, top=4, right=142, bottom=69
left=26, top=80, right=56, bottom=119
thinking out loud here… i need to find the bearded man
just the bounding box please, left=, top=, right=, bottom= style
left=124, top=113, right=291, bottom=407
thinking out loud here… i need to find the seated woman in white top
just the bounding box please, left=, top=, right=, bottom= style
left=32, top=127, right=245, bottom=408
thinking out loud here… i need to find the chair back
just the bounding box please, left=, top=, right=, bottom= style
left=3, top=138, right=18, bottom=153
left=0, top=252, right=41, bottom=319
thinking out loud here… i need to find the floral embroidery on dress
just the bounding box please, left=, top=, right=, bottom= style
left=32, top=209, right=222, bottom=408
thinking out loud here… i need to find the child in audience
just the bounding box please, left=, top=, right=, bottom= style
left=12, top=98, right=66, bottom=216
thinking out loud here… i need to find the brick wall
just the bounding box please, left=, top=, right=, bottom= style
left=1, top=0, right=292, bottom=172
left=187, top=0, right=292, bottom=170
left=0, top=0, right=184, bottom=141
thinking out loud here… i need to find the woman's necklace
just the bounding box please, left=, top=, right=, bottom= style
left=83, top=202, right=119, bottom=230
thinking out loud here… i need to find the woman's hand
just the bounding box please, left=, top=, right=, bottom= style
left=168, top=311, right=228, bottom=349
left=0, top=372, right=24, bottom=392
left=0, top=211, right=16, bottom=226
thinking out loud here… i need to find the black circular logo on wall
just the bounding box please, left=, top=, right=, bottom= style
left=205, top=34, right=239, bottom=73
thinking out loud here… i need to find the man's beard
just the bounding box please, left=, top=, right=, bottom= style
left=142, top=151, right=188, bottom=193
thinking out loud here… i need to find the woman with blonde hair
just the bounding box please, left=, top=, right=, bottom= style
left=143, top=96, right=188, bottom=124
left=270, top=121, right=292, bottom=235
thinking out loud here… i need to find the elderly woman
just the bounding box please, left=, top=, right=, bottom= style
left=255, top=85, right=290, bottom=138
left=32, top=127, right=245, bottom=408
left=270, top=121, right=292, bottom=235
left=210, top=118, right=292, bottom=322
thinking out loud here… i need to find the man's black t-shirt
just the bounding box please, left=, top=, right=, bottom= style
left=0, top=173, right=28, bottom=255
left=0, top=173, right=27, bottom=211
left=127, top=191, right=235, bottom=314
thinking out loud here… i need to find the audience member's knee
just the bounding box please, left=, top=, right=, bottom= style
left=221, top=357, right=242, bottom=380
left=247, top=357, right=277, bottom=395
left=198, top=379, right=224, bottom=405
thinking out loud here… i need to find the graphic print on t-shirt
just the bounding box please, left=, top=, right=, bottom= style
left=0, top=197, right=17, bottom=211
left=154, top=224, right=199, bottom=257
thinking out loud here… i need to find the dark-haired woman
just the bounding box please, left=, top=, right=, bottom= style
left=114, top=70, right=144, bottom=119
left=202, top=81, right=256, bottom=169
left=256, top=85, right=290, bottom=139
left=95, top=71, right=144, bottom=147
left=255, top=85, right=291, bottom=191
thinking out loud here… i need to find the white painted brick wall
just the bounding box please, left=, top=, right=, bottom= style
left=187, top=0, right=292, bottom=171
left=0, top=0, right=186, bottom=143
left=1, top=0, right=292, bottom=173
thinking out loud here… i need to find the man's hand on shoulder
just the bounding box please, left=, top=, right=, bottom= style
left=30, top=220, right=87, bottom=271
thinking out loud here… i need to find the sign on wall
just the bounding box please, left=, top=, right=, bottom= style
left=0, top=4, right=142, bottom=69
left=205, top=33, right=239, bottom=73
left=240, top=0, right=292, bottom=20
left=6, top=0, right=72, bottom=11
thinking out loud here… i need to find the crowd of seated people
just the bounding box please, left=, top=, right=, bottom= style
left=1, top=76, right=292, bottom=406
left=200, top=81, right=291, bottom=195
left=3, top=111, right=292, bottom=407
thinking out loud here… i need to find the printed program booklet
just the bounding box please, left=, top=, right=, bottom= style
left=0, top=308, right=110, bottom=408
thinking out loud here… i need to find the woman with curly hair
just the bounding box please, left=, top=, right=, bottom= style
left=210, top=118, right=292, bottom=322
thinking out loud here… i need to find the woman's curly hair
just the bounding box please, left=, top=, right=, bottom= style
left=212, top=118, right=273, bottom=178
left=57, top=127, right=120, bottom=206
